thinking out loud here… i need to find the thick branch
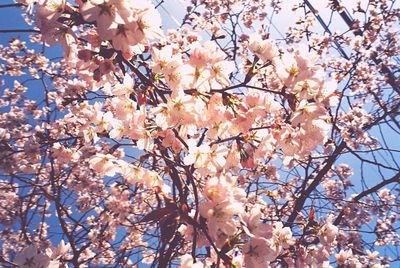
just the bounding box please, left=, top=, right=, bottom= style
left=0, top=4, right=25, bottom=8
left=0, top=29, right=40, bottom=33
left=285, top=141, right=346, bottom=227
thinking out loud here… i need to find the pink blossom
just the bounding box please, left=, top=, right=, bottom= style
left=89, top=153, right=119, bottom=177
left=14, top=245, right=54, bottom=268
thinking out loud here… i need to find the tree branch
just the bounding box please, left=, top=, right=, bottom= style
left=0, top=29, right=40, bottom=33
left=333, top=172, right=400, bottom=226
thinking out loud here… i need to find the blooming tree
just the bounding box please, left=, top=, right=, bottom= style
left=0, top=0, right=399, bottom=267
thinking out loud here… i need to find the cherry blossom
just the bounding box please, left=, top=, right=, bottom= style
left=0, top=0, right=399, bottom=267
